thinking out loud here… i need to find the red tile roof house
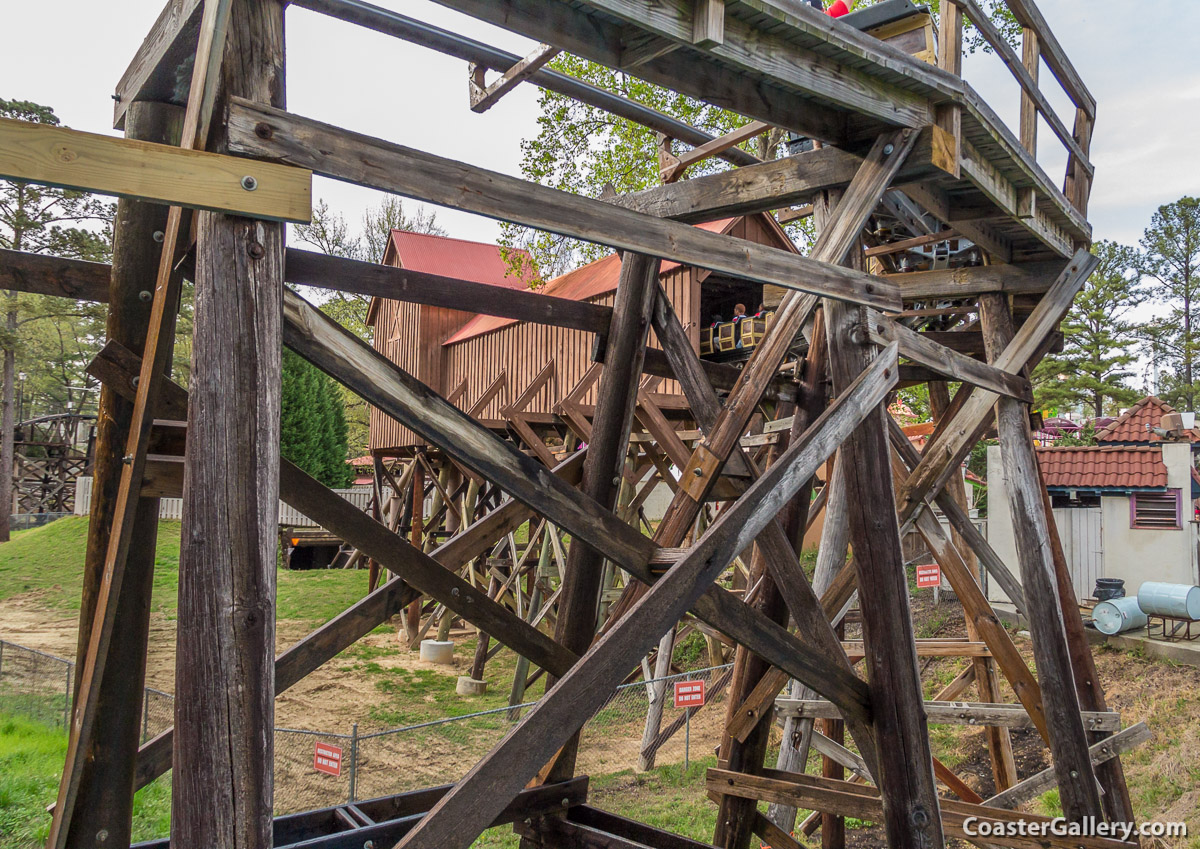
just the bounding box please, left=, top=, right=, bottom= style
left=986, top=397, right=1200, bottom=607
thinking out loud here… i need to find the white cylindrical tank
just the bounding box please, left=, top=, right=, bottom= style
left=1092, top=597, right=1148, bottom=635
left=1137, top=582, right=1200, bottom=620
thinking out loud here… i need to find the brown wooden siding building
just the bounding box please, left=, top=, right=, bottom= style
left=366, top=214, right=796, bottom=453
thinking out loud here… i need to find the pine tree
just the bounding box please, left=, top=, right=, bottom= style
left=1032, top=240, right=1145, bottom=417
left=280, top=350, right=352, bottom=488
left=1138, top=197, right=1200, bottom=409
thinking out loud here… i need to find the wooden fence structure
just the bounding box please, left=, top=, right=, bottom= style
left=0, top=0, right=1148, bottom=847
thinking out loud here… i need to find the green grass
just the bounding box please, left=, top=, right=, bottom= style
left=0, top=713, right=171, bottom=847
left=473, top=758, right=723, bottom=849
left=0, top=516, right=367, bottom=625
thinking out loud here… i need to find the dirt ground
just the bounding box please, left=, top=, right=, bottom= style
left=4, top=579, right=1198, bottom=840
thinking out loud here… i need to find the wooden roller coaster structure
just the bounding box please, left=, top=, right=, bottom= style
left=0, top=0, right=1150, bottom=847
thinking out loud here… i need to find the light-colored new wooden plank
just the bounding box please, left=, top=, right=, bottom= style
left=0, top=117, right=311, bottom=223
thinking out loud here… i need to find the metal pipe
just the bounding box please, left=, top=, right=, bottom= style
left=290, top=0, right=761, bottom=167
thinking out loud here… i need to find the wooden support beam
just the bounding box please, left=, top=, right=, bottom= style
left=863, top=228, right=957, bottom=258
left=548, top=253, right=661, bottom=780
left=393, top=344, right=895, bottom=849
left=900, top=250, right=1097, bottom=513
left=708, top=769, right=1133, bottom=849
left=775, top=699, right=1119, bottom=731
left=282, top=288, right=869, bottom=721
left=286, top=247, right=610, bottom=333
left=468, top=43, right=561, bottom=113
left=609, top=130, right=943, bottom=223
left=884, top=259, right=1068, bottom=299
left=171, top=3, right=286, bottom=846
left=281, top=288, right=659, bottom=574
left=113, top=0, right=203, bottom=129
left=822, top=185, right=944, bottom=849
left=0, top=248, right=109, bottom=301
left=281, top=461, right=576, bottom=675
left=46, top=0, right=232, bottom=838
left=979, top=292, right=1104, bottom=822
left=661, top=120, right=769, bottom=183
left=61, top=100, right=181, bottom=849
left=867, top=313, right=1033, bottom=402
left=658, top=130, right=917, bottom=541
left=0, top=117, right=311, bottom=223
left=986, top=722, right=1150, bottom=811
left=227, top=100, right=903, bottom=311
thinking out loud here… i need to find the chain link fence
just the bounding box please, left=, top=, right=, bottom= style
left=0, top=638, right=732, bottom=817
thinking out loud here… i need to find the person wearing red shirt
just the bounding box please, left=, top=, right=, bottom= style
left=808, top=0, right=854, bottom=17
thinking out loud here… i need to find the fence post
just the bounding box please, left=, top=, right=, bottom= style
left=142, top=687, right=150, bottom=743
left=348, top=723, right=359, bottom=803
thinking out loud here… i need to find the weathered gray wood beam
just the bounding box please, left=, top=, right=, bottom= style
left=559, top=0, right=932, bottom=128
left=986, top=723, right=1149, bottom=811
left=394, top=344, right=897, bottom=849
left=228, top=100, right=902, bottom=310
left=285, top=247, right=611, bottom=333
left=281, top=287, right=879, bottom=720
left=608, top=128, right=944, bottom=223
left=0, top=248, right=109, bottom=301
left=548, top=252, right=661, bottom=781
left=119, top=0, right=760, bottom=167
left=900, top=249, right=1097, bottom=510
left=468, top=43, right=560, bottom=113
left=979, top=292, right=1104, bottom=823
left=867, top=312, right=1033, bottom=402
left=113, top=0, right=203, bottom=129
left=885, top=259, right=1068, bottom=299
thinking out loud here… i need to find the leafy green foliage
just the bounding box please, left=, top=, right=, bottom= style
left=281, top=348, right=353, bottom=488
left=498, top=53, right=782, bottom=278
left=1138, top=197, right=1200, bottom=410
left=1032, top=240, right=1146, bottom=417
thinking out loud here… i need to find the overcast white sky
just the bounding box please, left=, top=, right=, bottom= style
left=3, top=0, right=1197, bottom=250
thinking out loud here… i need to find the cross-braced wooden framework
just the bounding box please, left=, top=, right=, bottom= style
left=0, top=0, right=1150, bottom=847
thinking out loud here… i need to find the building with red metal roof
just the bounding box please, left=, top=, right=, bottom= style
left=366, top=214, right=796, bottom=452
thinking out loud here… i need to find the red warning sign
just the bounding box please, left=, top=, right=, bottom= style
left=673, top=679, right=706, bottom=709
left=314, top=741, right=343, bottom=776
left=916, top=564, right=941, bottom=589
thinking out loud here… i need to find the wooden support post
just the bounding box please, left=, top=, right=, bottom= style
left=821, top=185, right=944, bottom=849
left=768, top=452, right=850, bottom=833
left=978, top=293, right=1103, bottom=823
left=934, top=0, right=963, bottom=179
left=1037, top=468, right=1136, bottom=821
left=1019, top=27, right=1040, bottom=156
left=547, top=252, right=661, bottom=781
left=406, top=451, right=426, bottom=641
left=714, top=315, right=830, bottom=849
left=929, top=383, right=1017, bottom=792
left=62, top=100, right=182, bottom=849
left=821, top=621, right=846, bottom=849
left=172, top=3, right=285, bottom=847
left=395, top=345, right=894, bottom=849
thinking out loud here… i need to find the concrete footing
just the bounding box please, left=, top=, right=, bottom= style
left=456, top=676, right=488, bottom=696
